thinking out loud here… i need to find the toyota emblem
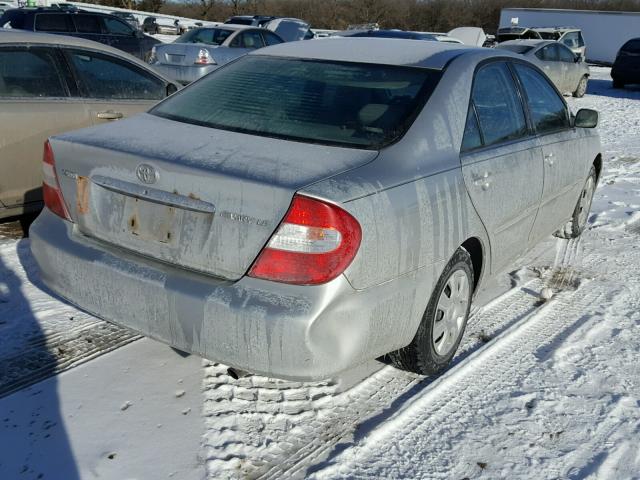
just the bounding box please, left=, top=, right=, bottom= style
left=136, top=164, right=158, bottom=185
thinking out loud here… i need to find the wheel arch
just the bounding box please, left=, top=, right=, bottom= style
left=460, top=236, right=484, bottom=293
left=593, top=153, right=603, bottom=182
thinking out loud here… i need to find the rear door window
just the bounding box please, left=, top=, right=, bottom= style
left=513, top=63, right=570, bottom=135
left=65, top=49, right=164, bottom=100
left=0, top=48, right=67, bottom=98
left=471, top=62, right=528, bottom=147
left=558, top=44, right=576, bottom=63
left=73, top=14, right=102, bottom=34
left=102, top=16, right=134, bottom=36
left=262, top=31, right=283, bottom=46
left=536, top=44, right=558, bottom=62
left=35, top=13, right=72, bottom=32
left=230, top=30, right=264, bottom=49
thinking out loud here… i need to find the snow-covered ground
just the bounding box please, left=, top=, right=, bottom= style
left=0, top=67, right=639, bottom=480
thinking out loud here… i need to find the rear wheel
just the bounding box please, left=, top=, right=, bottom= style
left=389, top=248, right=473, bottom=376
left=573, top=75, right=588, bottom=98
left=555, top=165, right=597, bottom=239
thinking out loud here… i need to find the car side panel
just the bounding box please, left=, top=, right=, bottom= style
left=0, top=98, right=89, bottom=212
left=461, top=139, right=543, bottom=273
left=531, top=129, right=600, bottom=242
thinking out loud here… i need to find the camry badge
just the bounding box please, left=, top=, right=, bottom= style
left=136, top=164, right=158, bottom=184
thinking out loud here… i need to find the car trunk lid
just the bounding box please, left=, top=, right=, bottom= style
left=49, top=113, right=377, bottom=280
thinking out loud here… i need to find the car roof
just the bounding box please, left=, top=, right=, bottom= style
left=253, top=37, right=506, bottom=69
left=531, top=27, right=579, bottom=33
left=0, top=29, right=174, bottom=79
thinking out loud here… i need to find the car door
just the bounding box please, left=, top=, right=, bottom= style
left=62, top=48, right=167, bottom=125
left=511, top=62, right=587, bottom=242
left=0, top=46, right=89, bottom=212
left=460, top=61, right=543, bottom=274
left=535, top=44, right=564, bottom=90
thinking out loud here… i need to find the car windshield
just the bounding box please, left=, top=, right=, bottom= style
left=152, top=56, right=440, bottom=149
left=496, top=44, right=534, bottom=54
left=176, top=27, right=233, bottom=45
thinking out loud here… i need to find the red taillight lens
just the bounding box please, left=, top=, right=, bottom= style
left=194, top=49, right=216, bottom=65
left=248, top=195, right=362, bottom=285
left=42, top=140, right=71, bottom=221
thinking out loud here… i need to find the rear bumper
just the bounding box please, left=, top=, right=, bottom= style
left=30, top=209, right=433, bottom=380
left=152, top=63, right=218, bottom=85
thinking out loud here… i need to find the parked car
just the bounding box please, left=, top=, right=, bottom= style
left=497, top=27, right=586, bottom=60
left=611, top=37, right=640, bottom=88
left=149, top=25, right=285, bottom=85
left=224, top=15, right=276, bottom=27
left=336, top=29, right=437, bottom=41
left=30, top=39, right=601, bottom=381
left=142, top=16, right=179, bottom=35
left=496, top=40, right=590, bottom=97
left=0, top=8, right=160, bottom=60
left=0, top=30, right=179, bottom=220
left=110, top=11, right=140, bottom=31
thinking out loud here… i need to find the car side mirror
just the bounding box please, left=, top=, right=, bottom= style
left=135, top=30, right=144, bottom=38
left=166, top=83, right=178, bottom=96
left=574, top=108, right=598, bottom=128
left=574, top=55, right=580, bottom=62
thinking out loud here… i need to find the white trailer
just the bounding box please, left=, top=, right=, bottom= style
left=499, top=8, right=640, bottom=64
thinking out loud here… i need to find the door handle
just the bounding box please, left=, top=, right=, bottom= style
left=544, top=152, right=555, bottom=166
left=473, top=171, right=492, bottom=191
left=96, top=110, right=124, bottom=120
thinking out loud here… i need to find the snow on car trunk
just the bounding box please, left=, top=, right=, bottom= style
left=48, top=113, right=377, bottom=280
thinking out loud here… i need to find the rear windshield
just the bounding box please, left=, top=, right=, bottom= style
left=621, top=39, right=640, bottom=53
left=496, top=44, right=534, bottom=54
left=176, top=27, right=233, bottom=45
left=152, top=56, right=440, bottom=149
left=537, top=32, right=561, bottom=40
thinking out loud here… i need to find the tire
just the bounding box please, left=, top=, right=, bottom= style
left=389, top=247, right=473, bottom=376
left=573, top=75, right=588, bottom=98
left=554, top=165, right=597, bottom=239
left=612, top=79, right=625, bottom=89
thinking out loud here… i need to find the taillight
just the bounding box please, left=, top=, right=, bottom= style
left=249, top=195, right=361, bottom=285
left=194, top=49, right=216, bottom=65
left=42, top=140, right=71, bottom=221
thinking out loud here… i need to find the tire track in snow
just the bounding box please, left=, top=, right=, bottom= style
left=310, top=233, right=624, bottom=479
left=202, top=263, right=559, bottom=478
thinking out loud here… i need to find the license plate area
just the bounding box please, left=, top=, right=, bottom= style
left=124, top=196, right=181, bottom=245
left=166, top=54, right=185, bottom=64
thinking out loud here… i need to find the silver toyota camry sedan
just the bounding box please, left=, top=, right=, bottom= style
left=496, top=40, right=590, bottom=97
left=30, top=39, right=602, bottom=380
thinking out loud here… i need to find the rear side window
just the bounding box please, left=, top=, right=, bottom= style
left=471, top=62, right=527, bottom=147
left=35, top=13, right=71, bottom=32
left=558, top=45, right=575, bottom=63
left=66, top=50, right=164, bottom=100
left=461, top=105, right=482, bottom=152
left=73, top=14, right=102, bottom=34
left=152, top=56, right=440, bottom=149
left=0, top=48, right=66, bottom=98
left=230, top=30, right=264, bottom=49
left=535, top=44, right=558, bottom=62
left=262, top=31, right=283, bottom=46
left=103, top=16, right=134, bottom=35
left=513, top=63, right=570, bottom=135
